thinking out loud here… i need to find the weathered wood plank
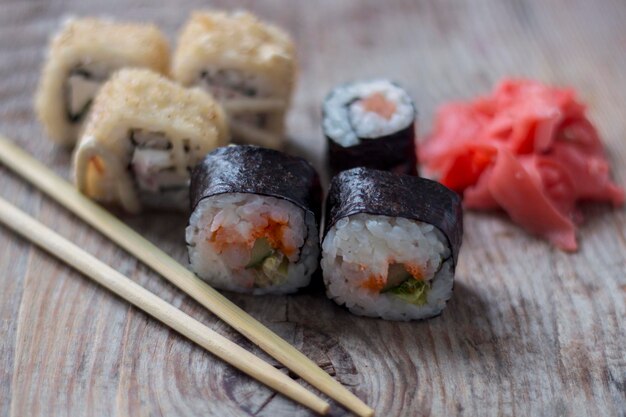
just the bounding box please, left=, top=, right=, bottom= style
left=0, top=0, right=625, bottom=416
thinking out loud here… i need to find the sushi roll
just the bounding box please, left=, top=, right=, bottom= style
left=35, top=17, right=170, bottom=146
left=323, top=80, right=417, bottom=176
left=172, top=11, right=297, bottom=149
left=321, top=168, right=463, bottom=320
left=73, top=68, right=229, bottom=213
left=186, top=145, right=321, bottom=295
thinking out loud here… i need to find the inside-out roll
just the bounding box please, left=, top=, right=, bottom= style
left=35, top=17, right=170, bottom=146
left=321, top=167, right=463, bottom=320
left=186, top=145, right=321, bottom=295
left=323, top=79, right=417, bottom=176
left=172, top=11, right=296, bottom=149
left=73, top=68, right=229, bottom=213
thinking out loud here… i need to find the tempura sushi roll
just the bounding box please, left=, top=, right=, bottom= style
left=323, top=80, right=417, bottom=175
left=186, top=145, right=321, bottom=295
left=73, top=69, right=229, bottom=213
left=172, top=11, right=296, bottom=149
left=321, top=168, right=463, bottom=320
left=35, top=17, right=170, bottom=146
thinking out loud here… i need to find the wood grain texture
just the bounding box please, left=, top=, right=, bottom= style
left=0, top=0, right=625, bottom=416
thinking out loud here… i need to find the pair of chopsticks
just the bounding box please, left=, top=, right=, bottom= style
left=0, top=197, right=327, bottom=413
left=0, top=135, right=374, bottom=417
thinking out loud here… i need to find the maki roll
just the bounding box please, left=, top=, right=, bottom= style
left=321, top=168, right=463, bottom=320
left=323, top=79, right=417, bottom=176
left=186, top=145, right=321, bottom=295
left=172, top=11, right=296, bottom=149
left=73, top=69, right=229, bottom=213
left=35, top=17, right=170, bottom=146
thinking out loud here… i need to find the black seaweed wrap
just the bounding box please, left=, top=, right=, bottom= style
left=326, top=125, right=417, bottom=176
left=324, top=168, right=463, bottom=266
left=190, top=145, right=322, bottom=223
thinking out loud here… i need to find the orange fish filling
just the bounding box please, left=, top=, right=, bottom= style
left=209, top=216, right=296, bottom=258
left=250, top=218, right=296, bottom=257
left=404, top=264, right=425, bottom=281
left=359, top=92, right=397, bottom=120
left=361, top=275, right=386, bottom=292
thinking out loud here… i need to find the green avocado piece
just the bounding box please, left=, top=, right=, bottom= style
left=245, top=237, right=274, bottom=269
left=261, top=255, right=289, bottom=278
left=254, top=253, right=290, bottom=288
left=384, top=278, right=430, bottom=306
left=277, top=257, right=289, bottom=276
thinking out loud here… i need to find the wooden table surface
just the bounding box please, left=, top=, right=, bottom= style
left=1, top=0, right=625, bottom=416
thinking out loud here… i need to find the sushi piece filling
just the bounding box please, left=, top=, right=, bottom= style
left=205, top=209, right=304, bottom=289
left=65, top=65, right=109, bottom=122
left=380, top=263, right=431, bottom=306
left=360, top=262, right=439, bottom=307
left=245, top=237, right=290, bottom=287
left=129, top=130, right=194, bottom=210
left=199, top=68, right=271, bottom=129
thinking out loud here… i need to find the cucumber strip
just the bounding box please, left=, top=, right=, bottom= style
left=245, top=237, right=274, bottom=269
left=383, top=278, right=430, bottom=306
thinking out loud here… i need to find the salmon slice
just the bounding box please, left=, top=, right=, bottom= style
left=359, top=92, right=397, bottom=120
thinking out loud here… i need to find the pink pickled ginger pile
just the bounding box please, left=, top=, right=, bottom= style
left=419, top=79, right=624, bottom=251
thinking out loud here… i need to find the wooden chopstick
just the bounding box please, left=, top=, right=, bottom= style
left=0, top=196, right=330, bottom=415
left=0, top=135, right=375, bottom=417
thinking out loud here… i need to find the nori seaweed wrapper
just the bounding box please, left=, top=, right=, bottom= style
left=324, top=167, right=463, bottom=266
left=326, top=124, right=417, bottom=176
left=190, top=145, right=322, bottom=223
left=323, top=80, right=418, bottom=176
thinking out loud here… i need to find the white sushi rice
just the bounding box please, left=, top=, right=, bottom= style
left=323, top=79, right=415, bottom=147
left=321, top=213, right=454, bottom=321
left=186, top=193, right=319, bottom=295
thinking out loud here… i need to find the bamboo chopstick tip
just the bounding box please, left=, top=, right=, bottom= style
left=301, top=392, right=330, bottom=415
left=319, top=402, right=331, bottom=415
left=358, top=405, right=375, bottom=417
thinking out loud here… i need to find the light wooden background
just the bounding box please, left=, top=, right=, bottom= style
left=1, top=0, right=625, bottom=416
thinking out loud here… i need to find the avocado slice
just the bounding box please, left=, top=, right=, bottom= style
left=247, top=237, right=291, bottom=288
left=384, top=278, right=430, bottom=306
left=253, top=253, right=290, bottom=288
left=261, top=254, right=289, bottom=279
left=245, top=237, right=274, bottom=268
